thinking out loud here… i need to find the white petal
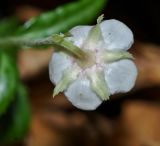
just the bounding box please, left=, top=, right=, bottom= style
left=68, top=25, right=92, bottom=48
left=65, top=77, right=102, bottom=110
left=49, top=52, right=72, bottom=84
left=100, top=19, right=134, bottom=51
left=104, top=59, right=137, bottom=94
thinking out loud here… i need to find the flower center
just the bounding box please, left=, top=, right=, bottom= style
left=76, top=50, right=96, bottom=69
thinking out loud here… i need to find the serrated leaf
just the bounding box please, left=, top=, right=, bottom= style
left=16, top=0, right=108, bottom=39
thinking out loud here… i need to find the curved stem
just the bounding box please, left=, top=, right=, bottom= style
left=0, top=35, right=86, bottom=59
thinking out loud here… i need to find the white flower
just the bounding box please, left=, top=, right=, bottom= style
left=49, top=15, right=138, bottom=110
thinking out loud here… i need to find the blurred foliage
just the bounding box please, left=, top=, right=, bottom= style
left=0, top=84, right=31, bottom=144
left=0, top=52, right=18, bottom=116
left=0, top=18, right=19, bottom=37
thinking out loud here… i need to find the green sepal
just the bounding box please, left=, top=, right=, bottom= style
left=53, top=67, right=80, bottom=97
left=88, top=70, right=110, bottom=101
left=97, top=14, right=104, bottom=24
left=83, top=15, right=104, bottom=49
left=101, top=50, right=134, bottom=63
left=52, top=34, right=86, bottom=59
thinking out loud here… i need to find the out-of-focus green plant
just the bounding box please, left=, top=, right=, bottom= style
left=0, top=84, right=31, bottom=144
left=0, top=0, right=108, bottom=144
left=0, top=52, right=18, bottom=116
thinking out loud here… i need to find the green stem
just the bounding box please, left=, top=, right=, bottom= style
left=0, top=35, right=86, bottom=59
left=0, top=37, right=50, bottom=48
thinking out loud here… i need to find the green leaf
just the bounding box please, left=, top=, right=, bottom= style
left=0, top=52, right=19, bottom=115
left=0, top=17, right=19, bottom=37
left=16, top=0, right=108, bottom=39
left=0, top=18, right=20, bottom=54
left=0, top=84, right=31, bottom=144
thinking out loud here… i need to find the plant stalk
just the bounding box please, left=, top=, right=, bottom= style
left=0, top=35, right=86, bottom=59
